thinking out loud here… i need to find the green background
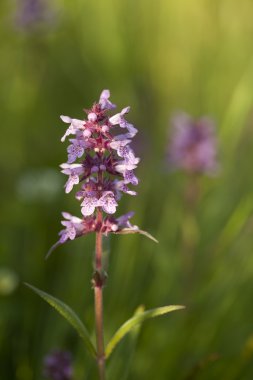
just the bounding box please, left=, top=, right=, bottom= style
left=1, top=0, right=253, bottom=379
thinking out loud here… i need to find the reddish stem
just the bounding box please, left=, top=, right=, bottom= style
left=94, top=209, right=106, bottom=380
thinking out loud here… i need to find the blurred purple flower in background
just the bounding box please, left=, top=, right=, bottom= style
left=15, top=0, right=53, bottom=30
left=167, top=112, right=218, bottom=175
left=43, top=350, right=73, bottom=380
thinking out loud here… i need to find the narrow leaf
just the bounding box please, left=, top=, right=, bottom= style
left=220, top=58, right=253, bottom=155
left=105, top=305, right=184, bottom=358
left=107, top=306, right=146, bottom=379
left=45, top=241, right=62, bottom=260
left=25, top=283, right=96, bottom=358
left=114, top=228, right=158, bottom=243
left=129, top=305, right=145, bottom=337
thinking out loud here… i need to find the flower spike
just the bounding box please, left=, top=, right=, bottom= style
left=48, top=89, right=155, bottom=256
left=168, top=112, right=218, bottom=175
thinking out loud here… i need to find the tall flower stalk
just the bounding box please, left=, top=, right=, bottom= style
left=167, top=112, right=219, bottom=298
left=94, top=212, right=105, bottom=379
left=50, top=90, right=149, bottom=378
left=27, top=90, right=183, bottom=380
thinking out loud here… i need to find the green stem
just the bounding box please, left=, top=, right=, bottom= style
left=181, top=174, right=200, bottom=300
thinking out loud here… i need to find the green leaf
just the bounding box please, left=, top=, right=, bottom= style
left=220, top=58, right=253, bottom=156
left=106, top=306, right=145, bottom=379
left=105, top=305, right=185, bottom=358
left=25, top=283, right=96, bottom=358
left=128, top=305, right=145, bottom=337
left=114, top=228, right=158, bottom=243
left=214, top=195, right=253, bottom=256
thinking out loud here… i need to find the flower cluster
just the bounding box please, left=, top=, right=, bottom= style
left=43, top=350, right=73, bottom=380
left=168, top=112, right=218, bottom=174
left=49, top=90, right=144, bottom=254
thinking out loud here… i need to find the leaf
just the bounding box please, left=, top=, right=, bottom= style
left=105, top=304, right=185, bottom=358
left=114, top=228, right=158, bottom=243
left=106, top=306, right=145, bottom=379
left=25, top=283, right=96, bottom=358
left=127, top=305, right=145, bottom=337
left=214, top=195, right=253, bottom=256
left=220, top=57, right=253, bottom=156
left=45, top=241, right=62, bottom=260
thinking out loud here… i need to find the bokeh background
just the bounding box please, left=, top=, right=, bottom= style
left=1, top=0, right=253, bottom=379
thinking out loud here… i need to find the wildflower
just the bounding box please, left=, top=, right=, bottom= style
left=60, top=164, right=84, bottom=193
left=48, top=89, right=154, bottom=256
left=99, top=89, right=116, bottom=110
left=98, top=191, right=118, bottom=214
left=43, top=350, right=73, bottom=380
left=59, top=212, right=87, bottom=243
left=168, top=112, right=218, bottom=174
left=60, top=117, right=87, bottom=142
left=102, top=211, right=137, bottom=234
left=15, top=0, right=52, bottom=30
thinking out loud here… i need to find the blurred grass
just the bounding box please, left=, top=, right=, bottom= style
left=1, top=0, right=253, bottom=379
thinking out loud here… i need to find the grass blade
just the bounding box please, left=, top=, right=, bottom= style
left=105, top=305, right=184, bottom=358
left=25, top=283, right=96, bottom=358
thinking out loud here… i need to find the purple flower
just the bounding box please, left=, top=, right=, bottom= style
left=60, top=116, right=86, bottom=142
left=81, top=193, right=99, bottom=216
left=117, top=145, right=138, bottom=163
left=99, top=89, right=116, bottom=110
left=48, top=89, right=157, bottom=256
left=115, top=159, right=139, bottom=185
left=101, top=211, right=137, bottom=234
left=109, top=107, right=138, bottom=137
left=67, top=138, right=92, bottom=164
left=60, top=164, right=84, bottom=193
left=168, top=112, right=218, bottom=174
left=59, top=90, right=139, bottom=202
left=15, top=0, right=53, bottom=30
left=116, top=212, right=138, bottom=229
left=43, top=350, right=73, bottom=380
left=123, top=170, right=139, bottom=185
left=109, top=138, right=131, bottom=152
left=114, top=180, right=137, bottom=197
left=115, top=161, right=138, bottom=173
left=109, top=106, right=130, bottom=125
left=59, top=212, right=84, bottom=243
left=98, top=191, right=118, bottom=214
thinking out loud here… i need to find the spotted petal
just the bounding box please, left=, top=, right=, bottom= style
left=109, top=139, right=131, bottom=150
left=123, top=170, right=139, bottom=185
left=81, top=197, right=98, bottom=216
left=65, top=175, right=80, bottom=193
left=99, top=192, right=118, bottom=214
left=67, top=142, right=85, bottom=163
